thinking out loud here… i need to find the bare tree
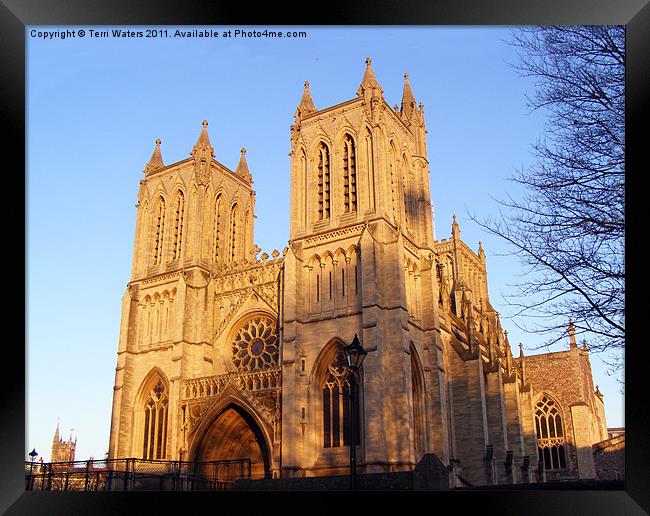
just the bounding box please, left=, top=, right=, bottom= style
left=472, top=26, right=624, bottom=367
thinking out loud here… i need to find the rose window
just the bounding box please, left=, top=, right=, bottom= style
left=232, top=316, right=279, bottom=371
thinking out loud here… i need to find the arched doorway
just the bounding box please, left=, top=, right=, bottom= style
left=194, top=404, right=271, bottom=481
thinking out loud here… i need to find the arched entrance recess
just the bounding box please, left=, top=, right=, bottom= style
left=194, top=403, right=271, bottom=481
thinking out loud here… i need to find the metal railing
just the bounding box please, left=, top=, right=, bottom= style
left=25, top=457, right=252, bottom=491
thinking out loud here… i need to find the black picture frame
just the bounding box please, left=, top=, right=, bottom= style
left=3, top=0, right=647, bottom=513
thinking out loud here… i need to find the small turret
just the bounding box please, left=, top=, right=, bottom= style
left=144, top=138, right=164, bottom=176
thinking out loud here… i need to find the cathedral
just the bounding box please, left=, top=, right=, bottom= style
left=108, top=59, right=611, bottom=487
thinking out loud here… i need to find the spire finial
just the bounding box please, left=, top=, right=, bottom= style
left=296, top=80, right=317, bottom=118
left=568, top=318, right=577, bottom=349
left=452, top=214, right=460, bottom=238
left=145, top=138, right=164, bottom=175
left=357, top=57, right=383, bottom=98
left=192, top=119, right=214, bottom=158
left=235, top=145, right=252, bottom=183
left=400, top=71, right=417, bottom=121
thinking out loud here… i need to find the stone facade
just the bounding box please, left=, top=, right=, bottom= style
left=108, top=59, right=610, bottom=486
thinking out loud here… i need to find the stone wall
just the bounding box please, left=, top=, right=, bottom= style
left=593, top=435, right=625, bottom=480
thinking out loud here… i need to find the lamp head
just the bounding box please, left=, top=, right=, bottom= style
left=343, top=334, right=367, bottom=370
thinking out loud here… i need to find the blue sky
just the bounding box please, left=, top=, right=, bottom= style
left=26, top=26, right=624, bottom=462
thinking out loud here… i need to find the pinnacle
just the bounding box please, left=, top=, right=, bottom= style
left=235, top=146, right=252, bottom=183
left=296, top=80, right=316, bottom=117
left=192, top=119, right=215, bottom=157
left=401, top=71, right=417, bottom=117
left=144, top=138, right=164, bottom=175
left=357, top=56, right=383, bottom=97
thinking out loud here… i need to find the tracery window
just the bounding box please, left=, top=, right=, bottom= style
left=232, top=316, right=279, bottom=371
left=322, top=350, right=359, bottom=448
left=152, top=198, right=166, bottom=266
left=213, top=194, right=222, bottom=262
left=229, top=204, right=239, bottom=262
left=142, top=380, right=168, bottom=460
left=342, top=134, right=357, bottom=213
left=171, top=192, right=184, bottom=261
left=411, top=346, right=425, bottom=452
left=535, top=395, right=567, bottom=470
left=317, top=143, right=330, bottom=220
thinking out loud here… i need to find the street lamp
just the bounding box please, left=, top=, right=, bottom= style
left=342, top=334, right=367, bottom=490
left=27, top=449, right=38, bottom=490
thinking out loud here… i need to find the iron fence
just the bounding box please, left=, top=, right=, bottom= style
left=25, top=457, right=252, bottom=491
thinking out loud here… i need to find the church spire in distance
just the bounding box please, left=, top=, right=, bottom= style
left=144, top=138, right=164, bottom=176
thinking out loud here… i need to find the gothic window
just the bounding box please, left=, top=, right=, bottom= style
left=229, top=204, right=239, bottom=262
left=411, top=345, right=425, bottom=452
left=389, top=142, right=398, bottom=223
left=317, top=143, right=330, bottom=220
left=152, top=197, right=166, bottom=266
left=322, top=350, right=360, bottom=448
left=213, top=194, right=222, bottom=262
left=342, top=134, right=357, bottom=213
left=300, top=150, right=308, bottom=227
left=363, top=128, right=374, bottom=210
left=142, top=380, right=168, bottom=460
left=244, top=210, right=252, bottom=259
left=232, top=316, right=279, bottom=371
left=402, top=155, right=410, bottom=231
left=535, top=395, right=567, bottom=470
left=171, top=191, right=184, bottom=261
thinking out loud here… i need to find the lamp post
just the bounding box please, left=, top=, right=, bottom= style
left=342, top=334, right=367, bottom=490
left=28, top=449, right=38, bottom=490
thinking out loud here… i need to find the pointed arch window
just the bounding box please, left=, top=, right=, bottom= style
left=389, top=143, right=398, bottom=223
left=342, top=134, right=357, bottom=213
left=322, top=350, right=359, bottom=448
left=213, top=194, right=222, bottom=262
left=535, top=396, right=567, bottom=470
left=363, top=128, right=374, bottom=211
left=152, top=198, right=166, bottom=266
left=317, top=143, right=330, bottom=220
left=411, top=346, right=425, bottom=452
left=229, top=204, right=239, bottom=262
left=142, top=380, right=168, bottom=460
left=402, top=155, right=411, bottom=231
left=171, top=192, right=184, bottom=261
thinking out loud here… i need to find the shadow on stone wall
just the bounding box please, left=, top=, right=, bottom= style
left=233, top=454, right=450, bottom=490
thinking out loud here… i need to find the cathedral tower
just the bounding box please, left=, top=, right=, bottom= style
left=281, top=58, right=447, bottom=476
left=108, top=121, right=259, bottom=462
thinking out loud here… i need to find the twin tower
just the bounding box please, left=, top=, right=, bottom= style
left=108, top=59, right=608, bottom=486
